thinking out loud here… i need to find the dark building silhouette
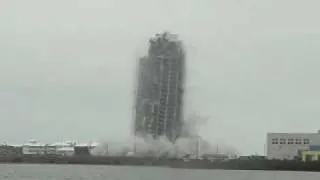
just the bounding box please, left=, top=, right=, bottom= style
left=134, top=32, right=185, bottom=142
left=74, top=146, right=90, bottom=156
left=0, top=145, right=22, bottom=160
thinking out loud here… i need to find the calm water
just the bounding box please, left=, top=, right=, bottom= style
left=0, top=164, right=319, bottom=180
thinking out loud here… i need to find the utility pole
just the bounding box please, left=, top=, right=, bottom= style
left=106, top=144, right=109, bottom=155
left=133, top=136, right=137, bottom=155
left=195, top=136, right=200, bottom=159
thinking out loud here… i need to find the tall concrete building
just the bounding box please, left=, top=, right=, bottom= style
left=134, top=32, right=185, bottom=142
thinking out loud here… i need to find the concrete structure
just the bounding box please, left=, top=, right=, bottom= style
left=22, top=140, right=77, bottom=155
left=2, top=140, right=99, bottom=156
left=22, top=139, right=47, bottom=155
left=56, top=147, right=74, bottom=156
left=50, top=141, right=74, bottom=149
left=134, top=32, right=185, bottom=142
left=75, top=142, right=99, bottom=156
left=44, top=145, right=57, bottom=155
left=74, top=146, right=90, bottom=156
left=48, top=141, right=75, bottom=155
left=267, top=131, right=320, bottom=160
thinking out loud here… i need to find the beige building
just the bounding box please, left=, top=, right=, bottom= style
left=267, top=131, right=320, bottom=160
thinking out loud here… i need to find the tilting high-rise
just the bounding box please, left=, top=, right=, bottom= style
left=134, top=32, right=185, bottom=142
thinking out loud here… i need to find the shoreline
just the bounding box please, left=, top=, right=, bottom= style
left=1, top=155, right=320, bottom=172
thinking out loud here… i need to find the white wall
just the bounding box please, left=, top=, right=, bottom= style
left=22, top=146, right=46, bottom=155
left=267, top=132, right=320, bottom=160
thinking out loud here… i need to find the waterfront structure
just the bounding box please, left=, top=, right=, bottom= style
left=134, top=32, right=185, bottom=142
left=22, top=139, right=48, bottom=155
left=74, top=142, right=100, bottom=156
left=56, top=147, right=74, bottom=156
left=22, top=140, right=74, bottom=155
left=49, top=141, right=75, bottom=156
left=267, top=130, right=320, bottom=160
left=19, top=140, right=98, bottom=156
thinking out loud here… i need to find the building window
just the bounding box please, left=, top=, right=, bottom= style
left=280, top=138, right=286, bottom=144
left=295, top=138, right=301, bottom=144
left=304, top=139, right=310, bottom=144
left=272, top=138, right=278, bottom=144
left=288, top=138, right=294, bottom=144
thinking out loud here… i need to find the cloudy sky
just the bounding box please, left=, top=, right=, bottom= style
left=0, top=0, right=320, bottom=155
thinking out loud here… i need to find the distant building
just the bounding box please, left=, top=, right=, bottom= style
left=56, top=147, right=74, bottom=156
left=200, top=153, right=229, bottom=162
left=0, top=145, right=22, bottom=158
left=50, top=141, right=74, bottom=149
left=49, top=141, right=75, bottom=156
left=22, top=139, right=47, bottom=155
left=45, top=145, right=57, bottom=155
left=134, top=32, right=185, bottom=142
left=74, top=146, right=90, bottom=156
left=267, top=130, right=320, bottom=160
left=5, top=140, right=98, bottom=156
left=74, top=142, right=99, bottom=156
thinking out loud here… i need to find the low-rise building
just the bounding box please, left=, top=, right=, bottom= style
left=74, top=146, right=90, bottom=156
left=22, top=139, right=47, bottom=155
left=201, top=153, right=229, bottom=162
left=50, top=142, right=73, bottom=149
left=74, top=142, right=99, bottom=156
left=267, top=130, right=320, bottom=160
left=56, top=147, right=74, bottom=156
left=8, top=140, right=98, bottom=156
left=0, top=145, right=23, bottom=158
left=47, top=141, right=75, bottom=155
left=44, top=145, right=57, bottom=155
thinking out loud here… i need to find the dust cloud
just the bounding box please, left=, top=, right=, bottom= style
left=91, top=113, right=238, bottom=158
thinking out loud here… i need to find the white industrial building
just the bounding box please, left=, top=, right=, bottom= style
left=50, top=141, right=75, bottom=156
left=50, top=141, right=75, bottom=148
left=75, top=142, right=99, bottom=148
left=9, top=139, right=99, bottom=156
left=22, top=139, right=47, bottom=155
left=267, top=130, right=320, bottom=160
left=56, top=147, right=74, bottom=156
left=21, top=140, right=96, bottom=156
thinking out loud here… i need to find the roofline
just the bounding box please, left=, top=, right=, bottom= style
left=267, top=132, right=319, bottom=135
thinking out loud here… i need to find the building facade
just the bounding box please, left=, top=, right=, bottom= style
left=22, top=139, right=47, bottom=155
left=134, top=32, right=185, bottom=142
left=267, top=131, right=320, bottom=160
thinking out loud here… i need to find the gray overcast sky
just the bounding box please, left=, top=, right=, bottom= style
left=0, top=0, right=320, bottom=155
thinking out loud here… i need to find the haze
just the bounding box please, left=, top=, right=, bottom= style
left=0, top=0, right=320, bottom=155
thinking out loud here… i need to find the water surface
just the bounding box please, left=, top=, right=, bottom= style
left=0, top=164, right=319, bottom=180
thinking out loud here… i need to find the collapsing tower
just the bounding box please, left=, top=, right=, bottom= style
left=134, top=32, right=185, bottom=142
